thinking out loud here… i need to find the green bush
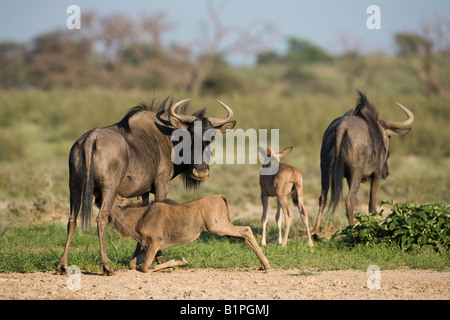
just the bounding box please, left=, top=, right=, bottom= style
left=334, top=201, right=450, bottom=252
left=201, top=68, right=245, bottom=95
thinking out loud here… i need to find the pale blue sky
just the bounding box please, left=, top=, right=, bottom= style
left=0, top=0, right=448, bottom=64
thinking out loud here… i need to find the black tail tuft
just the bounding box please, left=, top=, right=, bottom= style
left=80, top=135, right=96, bottom=230
left=329, top=144, right=345, bottom=213
left=320, top=122, right=352, bottom=214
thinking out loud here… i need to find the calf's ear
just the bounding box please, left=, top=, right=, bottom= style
left=279, top=146, right=293, bottom=157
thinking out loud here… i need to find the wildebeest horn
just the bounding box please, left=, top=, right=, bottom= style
left=169, top=99, right=196, bottom=122
left=381, top=102, right=414, bottom=129
left=208, top=100, right=234, bottom=125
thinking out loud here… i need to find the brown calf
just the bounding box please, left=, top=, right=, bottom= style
left=109, top=195, right=270, bottom=272
left=259, top=146, right=314, bottom=248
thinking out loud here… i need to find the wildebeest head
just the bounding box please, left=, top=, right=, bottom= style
left=350, top=92, right=414, bottom=178
left=168, top=99, right=236, bottom=186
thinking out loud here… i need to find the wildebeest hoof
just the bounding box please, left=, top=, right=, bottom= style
left=56, top=265, right=68, bottom=275
left=101, top=263, right=115, bottom=276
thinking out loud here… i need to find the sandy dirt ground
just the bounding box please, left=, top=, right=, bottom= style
left=0, top=268, right=448, bottom=300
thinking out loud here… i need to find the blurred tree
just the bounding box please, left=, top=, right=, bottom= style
left=187, top=0, right=275, bottom=94
left=285, top=37, right=331, bottom=64
left=122, top=44, right=157, bottom=67
left=256, top=50, right=282, bottom=65
left=395, top=32, right=440, bottom=96
left=27, top=31, right=93, bottom=88
left=0, top=42, right=28, bottom=88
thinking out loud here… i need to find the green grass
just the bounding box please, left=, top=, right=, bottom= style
left=0, top=223, right=447, bottom=273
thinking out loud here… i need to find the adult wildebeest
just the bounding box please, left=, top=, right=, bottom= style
left=108, top=195, right=271, bottom=272
left=259, top=146, right=313, bottom=248
left=312, top=91, right=414, bottom=235
left=56, top=98, right=236, bottom=275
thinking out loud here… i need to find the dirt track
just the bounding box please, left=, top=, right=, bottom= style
left=0, top=268, right=448, bottom=300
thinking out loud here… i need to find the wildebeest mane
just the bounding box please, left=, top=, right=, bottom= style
left=117, top=97, right=206, bottom=133
left=353, top=90, right=386, bottom=160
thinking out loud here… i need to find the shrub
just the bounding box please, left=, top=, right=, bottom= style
left=201, top=68, right=244, bottom=95
left=334, top=201, right=450, bottom=252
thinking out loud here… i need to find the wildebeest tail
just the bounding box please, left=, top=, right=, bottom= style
left=321, top=124, right=351, bottom=213
left=80, top=133, right=96, bottom=230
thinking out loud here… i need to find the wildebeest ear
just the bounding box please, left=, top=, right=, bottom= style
left=385, top=127, right=411, bottom=137
left=215, top=120, right=236, bottom=133
left=379, top=120, right=412, bottom=136
left=279, top=146, right=293, bottom=157
left=169, top=114, right=189, bottom=130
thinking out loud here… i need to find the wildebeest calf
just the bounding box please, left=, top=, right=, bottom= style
left=109, top=195, right=271, bottom=272
left=259, top=146, right=314, bottom=248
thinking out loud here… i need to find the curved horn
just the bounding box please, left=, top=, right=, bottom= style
left=381, top=102, right=414, bottom=129
left=169, top=99, right=196, bottom=122
left=208, top=100, right=234, bottom=125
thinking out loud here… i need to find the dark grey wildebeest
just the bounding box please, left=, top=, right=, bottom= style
left=312, top=91, right=414, bottom=235
left=56, top=97, right=235, bottom=275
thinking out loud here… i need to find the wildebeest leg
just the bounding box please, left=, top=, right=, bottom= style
left=154, top=180, right=169, bottom=202
left=153, top=181, right=169, bottom=263
left=56, top=188, right=81, bottom=275
left=275, top=200, right=282, bottom=245
left=97, top=190, right=116, bottom=276
left=260, top=194, right=269, bottom=247
left=345, top=174, right=362, bottom=226
left=141, top=192, right=150, bottom=206
left=278, top=194, right=292, bottom=247
left=140, top=243, right=160, bottom=273
left=211, top=224, right=271, bottom=271
left=129, top=243, right=143, bottom=268
left=369, top=176, right=380, bottom=213
left=294, top=191, right=314, bottom=248
left=312, top=191, right=327, bottom=236
left=146, top=259, right=189, bottom=273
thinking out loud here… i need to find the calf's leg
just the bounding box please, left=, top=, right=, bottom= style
left=140, top=242, right=188, bottom=273
left=296, top=200, right=314, bottom=249
left=275, top=200, right=283, bottom=245
left=278, top=195, right=292, bottom=246
left=130, top=243, right=144, bottom=268
left=140, top=243, right=160, bottom=273
left=209, top=223, right=271, bottom=271
left=260, top=194, right=269, bottom=247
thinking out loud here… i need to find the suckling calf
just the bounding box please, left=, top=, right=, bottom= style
left=109, top=195, right=271, bottom=272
